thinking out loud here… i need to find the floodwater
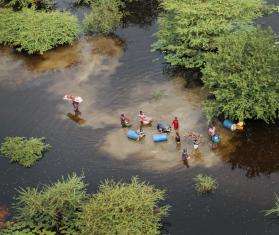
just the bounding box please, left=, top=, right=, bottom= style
left=0, top=1, right=279, bottom=234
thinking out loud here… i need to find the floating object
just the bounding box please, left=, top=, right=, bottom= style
left=157, top=121, right=171, bottom=133
left=193, top=144, right=199, bottom=149
left=211, top=134, right=221, bottom=144
left=127, top=130, right=139, bottom=141
left=223, top=119, right=236, bottom=131
left=63, top=94, right=83, bottom=103
left=153, top=134, right=168, bottom=142
left=236, top=121, right=244, bottom=131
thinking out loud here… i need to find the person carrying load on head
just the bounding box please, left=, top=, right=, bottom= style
left=120, top=113, right=131, bottom=128
left=63, top=94, right=83, bottom=116
left=138, top=111, right=152, bottom=126
left=172, top=117, right=179, bottom=131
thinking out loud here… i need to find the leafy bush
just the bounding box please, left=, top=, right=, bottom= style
left=0, top=137, right=51, bottom=167
left=74, top=0, right=94, bottom=6
left=0, top=0, right=55, bottom=10
left=194, top=174, right=217, bottom=194
left=83, top=0, right=124, bottom=34
left=2, top=174, right=88, bottom=234
left=78, top=177, right=169, bottom=234
left=2, top=175, right=169, bottom=234
left=152, top=0, right=267, bottom=69
left=0, top=8, right=80, bottom=54
left=202, top=27, right=279, bottom=123
left=265, top=194, right=279, bottom=217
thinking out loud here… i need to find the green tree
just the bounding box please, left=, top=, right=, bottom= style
left=152, top=0, right=267, bottom=69
left=83, top=0, right=124, bottom=34
left=202, top=27, right=279, bottom=122
left=0, top=0, right=54, bottom=10
left=0, top=8, right=80, bottom=54
left=0, top=137, right=51, bottom=167
left=78, top=177, right=169, bottom=234
left=3, top=174, right=87, bottom=234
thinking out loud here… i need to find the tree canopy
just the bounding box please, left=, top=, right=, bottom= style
left=202, top=27, right=279, bottom=122
left=0, top=8, right=80, bottom=54
left=152, top=0, right=267, bottom=69
left=2, top=175, right=168, bottom=234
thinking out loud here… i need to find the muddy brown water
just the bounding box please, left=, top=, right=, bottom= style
left=0, top=1, right=279, bottom=234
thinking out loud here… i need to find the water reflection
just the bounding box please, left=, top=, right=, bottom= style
left=227, top=121, right=279, bottom=178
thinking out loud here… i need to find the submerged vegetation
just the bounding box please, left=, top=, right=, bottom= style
left=0, top=8, right=79, bottom=54
left=265, top=194, right=279, bottom=217
left=194, top=174, right=217, bottom=194
left=0, top=137, right=51, bottom=167
left=2, top=175, right=168, bottom=234
left=202, top=27, right=279, bottom=122
left=83, top=0, right=124, bottom=34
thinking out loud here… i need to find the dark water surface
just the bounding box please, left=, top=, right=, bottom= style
left=0, top=1, right=279, bottom=234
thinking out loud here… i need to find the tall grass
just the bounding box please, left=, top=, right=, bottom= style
left=194, top=174, right=217, bottom=194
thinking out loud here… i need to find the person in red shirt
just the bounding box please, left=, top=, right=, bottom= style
left=172, top=117, right=179, bottom=130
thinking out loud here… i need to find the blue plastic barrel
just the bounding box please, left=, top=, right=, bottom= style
left=211, top=134, right=221, bottom=144
left=223, top=119, right=236, bottom=131
left=127, top=130, right=139, bottom=141
left=153, top=134, right=168, bottom=142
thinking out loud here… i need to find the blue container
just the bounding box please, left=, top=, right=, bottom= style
left=127, top=130, right=139, bottom=141
left=211, top=134, right=221, bottom=144
left=223, top=119, right=236, bottom=131
left=153, top=134, right=168, bottom=142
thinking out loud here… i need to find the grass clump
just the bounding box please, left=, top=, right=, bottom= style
left=0, top=8, right=80, bottom=54
left=265, top=194, right=279, bottom=217
left=83, top=0, right=124, bottom=34
left=2, top=175, right=169, bottom=234
left=152, top=89, right=165, bottom=101
left=0, top=136, right=51, bottom=167
left=194, top=174, right=217, bottom=194
left=74, top=0, right=94, bottom=6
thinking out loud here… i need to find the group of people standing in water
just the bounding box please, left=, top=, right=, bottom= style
left=119, top=111, right=213, bottom=165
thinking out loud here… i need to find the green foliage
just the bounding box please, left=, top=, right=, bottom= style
left=0, top=0, right=54, bottom=10
left=2, top=175, right=169, bottom=234
left=0, top=137, right=51, bottom=167
left=194, top=174, right=217, bottom=194
left=83, top=0, right=124, bottom=34
left=202, top=27, right=279, bottom=122
left=0, top=8, right=80, bottom=54
left=152, top=89, right=165, bottom=101
left=265, top=194, right=279, bottom=217
left=78, top=177, right=169, bottom=234
left=4, top=174, right=88, bottom=234
left=74, top=0, right=94, bottom=6
left=152, top=0, right=268, bottom=69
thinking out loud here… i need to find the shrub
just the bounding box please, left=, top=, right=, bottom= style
left=0, top=137, right=51, bottom=167
left=83, top=0, right=124, bottom=34
left=2, top=175, right=169, bottom=234
left=0, top=0, right=55, bottom=10
left=0, top=8, right=80, bottom=54
left=152, top=0, right=267, bottom=69
left=194, top=174, right=217, bottom=194
left=202, top=27, right=279, bottom=123
left=3, top=174, right=88, bottom=234
left=78, top=177, right=169, bottom=234
left=265, top=194, right=279, bottom=217
left=74, top=0, right=94, bottom=6
left=152, top=89, right=165, bottom=101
